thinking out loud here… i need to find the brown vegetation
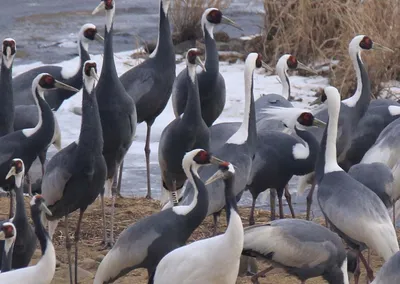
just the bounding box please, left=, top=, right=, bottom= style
left=262, top=0, right=400, bottom=98
left=170, top=0, right=232, bottom=43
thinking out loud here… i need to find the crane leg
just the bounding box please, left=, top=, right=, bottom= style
left=359, top=251, right=374, bottom=281
left=64, top=214, right=73, bottom=284
left=74, top=209, right=84, bottom=284
left=354, top=252, right=361, bottom=284
left=38, top=151, right=46, bottom=177
left=284, top=185, right=295, bottom=218
left=306, top=179, right=316, bottom=220
left=110, top=178, right=117, bottom=247
left=48, top=219, right=60, bottom=241
left=270, top=189, right=276, bottom=221
left=278, top=194, right=284, bottom=219
left=100, top=194, right=107, bottom=245
left=8, top=190, right=15, bottom=219
left=249, top=196, right=257, bottom=225
left=250, top=265, right=274, bottom=284
left=145, top=122, right=152, bottom=199
left=393, top=201, right=396, bottom=227
left=25, top=173, right=33, bottom=196
left=116, top=161, right=124, bottom=198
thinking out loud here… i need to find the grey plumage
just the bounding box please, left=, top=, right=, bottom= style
left=119, top=0, right=175, bottom=198
left=12, top=24, right=100, bottom=110
left=242, top=219, right=349, bottom=284
left=348, top=162, right=393, bottom=208
left=372, top=251, right=400, bottom=284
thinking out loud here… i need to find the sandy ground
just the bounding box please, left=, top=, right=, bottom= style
left=2, top=195, right=397, bottom=284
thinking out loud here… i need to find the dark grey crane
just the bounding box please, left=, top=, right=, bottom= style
left=371, top=251, right=400, bottom=284
left=247, top=108, right=325, bottom=224
left=13, top=105, right=62, bottom=177
left=13, top=23, right=102, bottom=110
left=0, top=74, right=77, bottom=192
left=0, top=38, right=16, bottom=136
left=0, top=222, right=16, bottom=272
left=119, top=0, right=176, bottom=199
left=158, top=48, right=209, bottom=205
left=93, top=149, right=225, bottom=284
left=304, top=35, right=393, bottom=219
left=0, top=195, right=56, bottom=284
left=41, top=61, right=107, bottom=284
left=0, top=159, right=36, bottom=270
left=92, top=0, right=136, bottom=247
left=172, top=8, right=242, bottom=127
left=154, top=162, right=243, bottom=284
left=342, top=103, right=400, bottom=170
left=175, top=53, right=262, bottom=233
left=208, top=54, right=313, bottom=152
left=316, top=86, right=398, bottom=284
left=242, top=219, right=349, bottom=284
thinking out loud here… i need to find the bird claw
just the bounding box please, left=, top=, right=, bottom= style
left=99, top=240, right=114, bottom=250
left=145, top=194, right=152, bottom=199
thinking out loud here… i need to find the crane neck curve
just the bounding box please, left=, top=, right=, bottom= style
left=100, top=25, right=118, bottom=79
left=13, top=182, right=28, bottom=223
left=276, top=61, right=290, bottom=100
left=182, top=65, right=202, bottom=124
left=203, top=25, right=219, bottom=75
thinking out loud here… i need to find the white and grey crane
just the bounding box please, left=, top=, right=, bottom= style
left=0, top=222, right=16, bottom=273
left=175, top=53, right=263, bottom=232
left=0, top=74, right=77, bottom=200
left=303, top=35, right=393, bottom=219
left=0, top=159, right=37, bottom=270
left=92, top=0, right=137, bottom=247
left=119, top=0, right=176, bottom=199
left=93, top=149, right=225, bottom=284
left=315, top=86, right=399, bottom=284
left=247, top=107, right=325, bottom=224
left=12, top=23, right=102, bottom=110
left=0, top=195, right=56, bottom=284
left=154, top=162, right=243, bottom=284
left=342, top=103, right=400, bottom=169
left=208, top=54, right=313, bottom=153
left=0, top=38, right=16, bottom=136
left=371, top=251, right=400, bottom=284
left=172, top=8, right=242, bottom=127
left=158, top=48, right=209, bottom=205
left=242, top=219, right=350, bottom=284
left=41, top=61, right=106, bottom=284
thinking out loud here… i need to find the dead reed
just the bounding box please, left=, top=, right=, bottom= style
left=262, top=0, right=400, bottom=98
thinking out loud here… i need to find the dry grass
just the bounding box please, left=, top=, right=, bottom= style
left=262, top=0, right=400, bottom=98
left=170, top=0, right=232, bottom=43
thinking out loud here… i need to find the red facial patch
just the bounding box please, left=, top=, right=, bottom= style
left=287, top=55, right=298, bottom=69
left=44, top=75, right=54, bottom=85
left=360, top=36, right=373, bottom=50
left=256, top=53, right=262, bottom=68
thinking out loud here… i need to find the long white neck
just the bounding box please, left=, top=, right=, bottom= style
left=201, top=9, right=215, bottom=39
left=276, top=56, right=290, bottom=100
left=226, top=56, right=255, bottom=144
left=35, top=240, right=56, bottom=282
left=324, top=88, right=342, bottom=173
left=22, top=85, right=43, bottom=137
left=83, top=75, right=95, bottom=95
left=172, top=162, right=200, bottom=216
left=341, top=257, right=350, bottom=284
left=4, top=238, right=15, bottom=254
left=224, top=207, right=244, bottom=250
left=342, top=41, right=362, bottom=107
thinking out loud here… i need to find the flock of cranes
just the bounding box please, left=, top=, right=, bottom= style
left=0, top=0, right=399, bottom=283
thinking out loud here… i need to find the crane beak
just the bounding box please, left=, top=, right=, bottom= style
left=205, top=169, right=225, bottom=185
left=309, top=96, right=322, bottom=106
left=209, top=156, right=226, bottom=166
left=297, top=61, right=318, bottom=75
left=54, top=80, right=80, bottom=92
left=372, top=42, right=394, bottom=53
left=90, top=68, right=100, bottom=81
left=95, top=33, right=104, bottom=43
left=262, top=61, right=274, bottom=72
left=92, top=1, right=106, bottom=15
left=312, top=118, right=326, bottom=128
left=5, top=166, right=16, bottom=180
left=221, top=16, right=244, bottom=31
left=40, top=202, right=53, bottom=216
left=196, top=57, right=207, bottom=72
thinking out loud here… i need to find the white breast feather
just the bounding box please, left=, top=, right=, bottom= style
left=292, top=142, right=309, bottom=160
